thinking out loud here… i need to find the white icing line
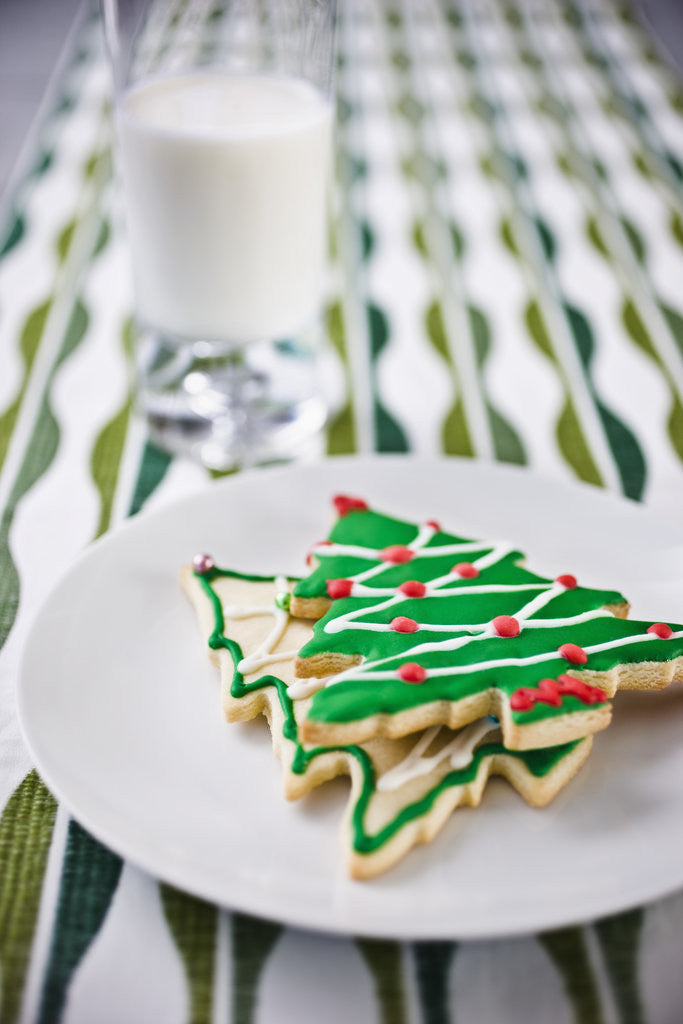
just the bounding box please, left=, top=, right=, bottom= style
left=410, top=522, right=439, bottom=548
left=349, top=582, right=548, bottom=598
left=236, top=575, right=294, bottom=675
left=325, top=630, right=683, bottom=685
left=515, top=580, right=565, bottom=619
left=310, top=537, right=508, bottom=561
left=324, top=608, right=612, bottom=636
left=472, top=542, right=514, bottom=570
left=287, top=676, right=327, bottom=699
left=377, top=718, right=498, bottom=792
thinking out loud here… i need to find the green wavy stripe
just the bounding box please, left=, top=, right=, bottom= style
left=362, top=215, right=405, bottom=452
left=327, top=404, right=356, bottom=455
left=564, top=302, right=646, bottom=499
left=413, top=941, right=457, bottom=1024
left=622, top=298, right=659, bottom=363
left=127, top=441, right=173, bottom=516
left=0, top=772, right=58, bottom=1024
left=539, top=927, right=605, bottom=1024
left=619, top=216, right=646, bottom=265
left=0, top=125, right=110, bottom=468
left=0, top=508, right=20, bottom=653
left=56, top=217, right=77, bottom=264
left=499, top=215, right=520, bottom=259
left=661, top=152, right=681, bottom=185
left=0, top=147, right=108, bottom=473
left=585, top=216, right=609, bottom=261
left=468, top=304, right=526, bottom=464
left=160, top=885, right=217, bottom=1024
left=556, top=400, right=603, bottom=487
left=355, top=939, right=407, bottom=1024
left=375, top=402, right=409, bottom=452
left=525, top=300, right=603, bottom=485
left=0, top=210, right=26, bottom=259
left=28, top=147, right=54, bottom=182
left=442, top=399, right=474, bottom=457
left=622, top=299, right=683, bottom=462
left=90, top=398, right=132, bottom=538
left=666, top=395, right=683, bottom=461
left=18, top=299, right=89, bottom=500
left=450, top=16, right=640, bottom=493
left=0, top=291, right=108, bottom=1014
left=0, top=140, right=55, bottom=261
left=90, top=315, right=134, bottom=538
left=594, top=909, right=644, bottom=1024
left=534, top=214, right=556, bottom=263
left=659, top=302, right=683, bottom=361
left=479, top=147, right=527, bottom=184
left=90, top=218, right=111, bottom=261
left=0, top=300, right=51, bottom=474
left=631, top=150, right=653, bottom=182
left=231, top=913, right=282, bottom=1024
left=486, top=404, right=525, bottom=464
left=325, top=300, right=356, bottom=455
left=0, top=299, right=88, bottom=656
left=587, top=221, right=683, bottom=467
left=414, top=177, right=521, bottom=462
left=508, top=212, right=642, bottom=494
left=671, top=211, right=683, bottom=250
left=37, top=822, right=123, bottom=1024
left=425, top=300, right=474, bottom=456
left=367, top=302, right=409, bottom=453
left=425, top=300, right=451, bottom=366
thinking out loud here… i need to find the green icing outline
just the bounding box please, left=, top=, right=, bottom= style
left=196, top=568, right=582, bottom=856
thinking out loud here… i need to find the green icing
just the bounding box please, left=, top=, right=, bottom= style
left=195, top=570, right=581, bottom=856
left=293, top=506, right=683, bottom=727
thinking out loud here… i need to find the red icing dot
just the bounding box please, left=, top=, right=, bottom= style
left=333, top=495, right=368, bottom=516
left=399, top=580, right=427, bottom=598
left=327, top=578, right=353, bottom=599
left=453, top=562, right=479, bottom=579
left=647, top=622, right=673, bottom=639
left=492, top=615, right=520, bottom=638
left=391, top=616, right=419, bottom=633
left=381, top=545, right=414, bottom=564
left=558, top=642, right=588, bottom=665
left=510, top=689, right=535, bottom=711
left=398, top=662, right=427, bottom=684
left=556, top=574, right=578, bottom=589
left=425, top=519, right=441, bottom=531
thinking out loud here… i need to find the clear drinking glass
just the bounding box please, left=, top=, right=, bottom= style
left=102, top=0, right=336, bottom=469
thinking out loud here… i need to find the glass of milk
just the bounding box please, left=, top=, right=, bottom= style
left=103, top=0, right=336, bottom=469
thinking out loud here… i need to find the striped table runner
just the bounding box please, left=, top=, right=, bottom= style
left=2, top=1, right=683, bottom=1021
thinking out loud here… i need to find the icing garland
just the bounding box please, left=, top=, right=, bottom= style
left=292, top=498, right=683, bottom=729
left=193, top=564, right=583, bottom=855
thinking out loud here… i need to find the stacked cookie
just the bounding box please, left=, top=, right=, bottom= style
left=182, top=495, right=683, bottom=878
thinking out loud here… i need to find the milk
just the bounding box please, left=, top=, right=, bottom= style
left=117, top=73, right=332, bottom=343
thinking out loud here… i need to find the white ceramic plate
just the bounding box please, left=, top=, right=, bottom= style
left=17, top=456, right=683, bottom=939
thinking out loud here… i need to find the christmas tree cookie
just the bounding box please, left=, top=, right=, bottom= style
left=181, top=562, right=592, bottom=878
left=289, top=497, right=683, bottom=751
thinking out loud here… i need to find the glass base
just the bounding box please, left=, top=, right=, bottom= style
left=135, top=330, right=327, bottom=471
